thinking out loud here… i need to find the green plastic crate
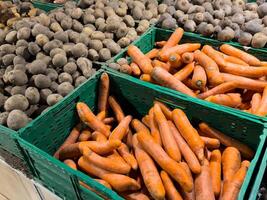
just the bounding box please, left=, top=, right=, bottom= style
left=17, top=68, right=267, bottom=199
left=32, top=0, right=63, bottom=12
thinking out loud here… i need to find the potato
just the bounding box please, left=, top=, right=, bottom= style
left=104, top=32, right=114, bottom=39
left=34, top=74, right=52, bottom=89
left=116, top=26, right=129, bottom=39
left=50, top=48, right=66, bottom=58
left=40, top=89, right=52, bottom=102
left=117, top=58, right=128, bottom=65
left=91, top=31, right=105, bottom=40
left=158, top=4, right=168, bottom=14
left=83, top=14, right=96, bottom=24
left=2, top=54, right=16, bottom=66
left=184, top=20, right=197, bottom=32
left=43, top=39, right=63, bottom=53
left=161, top=18, right=177, bottom=29
left=188, top=5, right=205, bottom=14
left=231, top=13, right=245, bottom=25
left=77, top=57, right=94, bottom=78
left=72, top=71, right=81, bottom=80
left=52, top=53, right=67, bottom=67
left=63, top=62, right=77, bottom=75
left=8, top=70, right=28, bottom=86
left=0, top=112, right=9, bottom=125
left=197, top=22, right=214, bottom=36
left=246, top=3, right=258, bottom=12
left=5, top=31, right=17, bottom=43
left=99, top=48, right=111, bottom=61
left=45, top=68, right=58, bottom=82
left=28, top=42, right=41, bottom=55
left=25, top=105, right=39, bottom=117
left=11, top=86, right=26, bottom=95
left=251, top=32, right=267, bottom=48
left=25, top=87, right=40, bottom=105
left=217, top=27, right=235, bottom=41
left=193, top=12, right=204, bottom=24
left=244, top=19, right=264, bottom=34
left=35, top=34, right=49, bottom=47
left=71, top=8, right=83, bottom=19
left=104, top=6, right=116, bottom=17
left=50, top=22, right=63, bottom=33
left=94, top=8, right=105, bottom=19
left=58, top=72, right=73, bottom=84
left=71, top=43, right=88, bottom=58
left=118, top=37, right=131, bottom=48
left=88, top=49, right=99, bottom=61
left=243, top=10, right=259, bottom=22
left=17, top=27, right=31, bottom=40
left=203, top=2, right=214, bottom=15
left=72, top=19, right=84, bottom=33
left=0, top=44, right=15, bottom=54
left=46, top=94, right=63, bottom=106
left=0, top=93, right=7, bottom=107
left=4, top=86, right=12, bottom=95
left=15, top=46, right=30, bottom=59
left=7, top=110, right=29, bottom=130
left=132, top=6, right=143, bottom=20
left=75, top=76, right=87, bottom=87
left=32, top=24, right=53, bottom=39
left=214, top=9, right=225, bottom=20
left=37, top=13, right=50, bottom=27
left=50, top=81, right=59, bottom=93
left=257, top=3, right=267, bottom=18
left=123, top=15, right=135, bottom=27
left=57, top=82, right=74, bottom=97
left=54, top=31, right=69, bottom=43
left=4, top=94, right=29, bottom=111
left=82, top=27, right=94, bottom=37
left=103, top=39, right=121, bottom=55
left=88, top=40, right=103, bottom=52
left=13, top=56, right=26, bottom=65
left=61, top=16, right=73, bottom=30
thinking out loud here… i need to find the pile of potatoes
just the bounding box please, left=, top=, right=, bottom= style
left=157, top=0, right=267, bottom=48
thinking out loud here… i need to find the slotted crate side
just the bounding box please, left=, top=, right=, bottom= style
left=32, top=0, right=63, bottom=12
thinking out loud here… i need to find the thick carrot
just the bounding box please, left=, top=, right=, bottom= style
left=181, top=52, right=194, bottom=64
left=201, top=136, right=220, bottom=149
left=94, top=179, right=112, bottom=189
left=179, top=162, right=196, bottom=200
left=161, top=28, right=184, bottom=51
left=98, top=72, right=109, bottom=113
left=64, top=159, right=77, bottom=170
left=255, top=86, right=267, bottom=116
left=149, top=108, right=162, bottom=146
left=140, top=74, right=153, bottom=83
left=118, top=143, right=138, bottom=170
left=205, top=93, right=242, bottom=108
left=194, top=159, right=215, bottom=200
left=96, top=111, right=106, bottom=121
left=152, top=59, right=171, bottom=71
left=154, top=101, right=172, bottom=120
left=251, top=93, right=262, bottom=114
left=168, top=53, right=183, bottom=68
left=78, top=129, right=91, bottom=142
left=191, top=65, right=207, bottom=90
left=168, top=121, right=201, bottom=174
left=77, top=102, right=110, bottom=137
left=132, top=135, right=165, bottom=200
left=131, top=119, right=150, bottom=134
left=121, top=192, right=150, bottom=200
left=141, top=115, right=150, bottom=128
left=151, top=67, right=196, bottom=97
left=201, top=45, right=227, bottom=67
left=54, top=125, right=81, bottom=159
left=160, top=171, right=183, bottom=200
left=222, top=147, right=241, bottom=181
left=183, top=78, right=199, bottom=90
left=126, top=129, right=133, bottom=148
left=224, top=56, right=249, bottom=66
left=199, top=123, right=254, bottom=159
left=145, top=48, right=159, bottom=59
left=155, top=41, right=167, bottom=47
left=108, top=96, right=125, bottom=122
left=172, top=109, right=205, bottom=162
left=91, top=131, right=107, bottom=142
left=174, top=62, right=195, bottom=81
left=194, top=50, right=223, bottom=86
left=109, top=115, right=132, bottom=141
left=154, top=104, right=181, bottom=162
left=209, top=150, right=221, bottom=197
left=103, top=117, right=115, bottom=125
left=137, top=131, right=193, bottom=192
left=220, top=44, right=261, bottom=66
left=130, top=62, right=141, bottom=76
left=127, top=45, right=153, bottom=74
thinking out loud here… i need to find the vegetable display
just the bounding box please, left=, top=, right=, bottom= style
left=113, top=28, right=267, bottom=117
left=55, top=72, right=253, bottom=200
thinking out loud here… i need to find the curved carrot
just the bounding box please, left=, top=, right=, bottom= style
left=168, top=121, right=201, bottom=174
left=162, top=28, right=184, bottom=50
left=155, top=41, right=167, bottom=48
left=108, top=96, right=125, bottom=122
left=183, top=78, right=199, bottom=90
left=137, top=131, right=193, bottom=192
left=179, top=162, right=196, bottom=200
left=199, top=123, right=254, bottom=159
left=192, top=65, right=207, bottom=90
left=161, top=171, right=183, bottom=200
left=209, top=150, right=221, bottom=197
left=121, top=192, right=150, bottom=200
left=181, top=52, right=194, bottom=64
left=64, top=159, right=77, bottom=170
left=140, top=74, right=153, bottom=83
left=194, top=50, right=223, bottom=86
left=118, top=143, right=138, bottom=170
left=154, top=101, right=172, bottom=120
left=96, top=111, right=106, bottom=121
left=126, top=129, right=133, bottom=148
left=200, top=136, right=220, bottom=149
left=205, top=93, right=242, bottom=108
left=77, top=102, right=110, bottom=137
left=251, top=93, right=261, bottom=114
left=154, top=104, right=181, bottom=162
left=131, top=119, right=150, bottom=134
left=220, top=44, right=261, bottom=66
left=152, top=60, right=171, bottom=71
left=255, top=86, right=267, bottom=116
left=78, top=129, right=91, bottom=142
left=174, top=62, right=195, bottom=81
left=103, top=117, right=115, bottom=125
left=168, top=53, right=183, bottom=68
left=130, top=62, right=141, bottom=76
left=224, top=56, right=249, bottom=66
left=151, top=67, right=196, bottom=97
left=132, top=135, right=165, bottom=200
left=127, top=45, right=153, bottom=74
left=145, top=48, right=159, bottom=59
left=201, top=45, right=226, bottom=67
left=149, top=108, right=162, bottom=146
left=91, top=131, right=107, bottom=142
left=141, top=115, right=150, bottom=128
left=98, top=72, right=109, bottom=113
left=109, top=115, right=132, bottom=141
left=172, top=109, right=205, bottom=163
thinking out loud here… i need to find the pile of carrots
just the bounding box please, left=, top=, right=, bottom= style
left=118, top=28, right=267, bottom=117
left=54, top=72, right=255, bottom=200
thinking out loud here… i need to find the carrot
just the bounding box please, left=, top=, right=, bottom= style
left=98, top=72, right=109, bottom=113
left=152, top=59, right=171, bottom=71
left=192, top=65, right=207, bottom=90
left=94, top=179, right=112, bottom=189
left=155, top=41, right=167, bottom=47
left=172, top=109, right=205, bottom=162
left=91, top=131, right=107, bottom=142
left=195, top=159, right=215, bottom=200
left=168, top=53, right=183, bottom=68
left=77, top=102, right=110, bottom=137
left=194, top=50, right=223, bottom=86
left=181, top=52, right=194, bottom=64
left=179, top=162, right=196, bottom=200
left=118, top=143, right=138, bottom=170
left=221, top=161, right=250, bottom=200
left=151, top=67, right=196, bottom=97
left=140, top=74, right=153, bottom=83
left=130, top=62, right=141, bottom=76
left=148, top=108, right=162, bottom=146
left=199, top=123, right=254, bottom=159
left=209, top=150, right=221, bottom=197
left=161, top=28, right=184, bottom=51
left=78, top=129, right=91, bottom=142
left=127, top=45, right=153, bottom=74
left=109, top=115, right=132, bottom=141
left=132, top=135, right=165, bottom=200
left=260, top=61, right=267, bottom=66
left=174, top=62, right=195, bottom=81
left=154, top=101, right=172, bottom=120
left=121, top=192, right=150, bottom=200
left=137, top=131, right=193, bottom=192
left=159, top=43, right=201, bottom=62
left=126, top=129, right=133, bottom=148
left=96, top=111, right=106, bottom=121
left=222, top=147, right=241, bottom=181
left=255, top=86, right=267, bottom=116
left=168, top=121, right=201, bottom=174
left=131, top=119, right=150, bottom=134
left=54, top=125, right=81, bottom=159
left=200, top=136, right=220, bottom=149
left=103, top=117, right=115, bottom=125
left=154, top=104, right=181, bottom=162
left=205, top=93, right=242, bottom=108
left=251, top=93, right=262, bottom=114
left=224, top=56, right=249, bottom=66
left=145, top=48, right=159, bottom=59
left=183, top=78, right=199, bottom=90
left=160, top=171, right=183, bottom=200
left=108, top=96, right=125, bottom=122
left=220, top=44, right=261, bottom=66
left=64, top=159, right=77, bottom=170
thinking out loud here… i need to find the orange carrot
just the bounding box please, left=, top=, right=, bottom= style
left=210, top=150, right=221, bottom=197
left=201, top=136, right=220, bottom=149
left=118, top=143, right=138, bottom=170
left=172, top=109, right=205, bottom=162
left=152, top=59, right=171, bottom=71
left=161, top=171, right=183, bottom=200
left=194, top=50, right=223, bottom=86
left=154, top=101, right=172, bottom=120
left=183, top=78, right=199, bottom=90
left=255, top=86, right=267, bottom=116
left=222, top=147, right=241, bottom=181
left=54, top=125, right=81, bottom=159
left=199, top=123, right=254, bottom=159
left=194, top=159, right=215, bottom=200
left=98, top=72, right=109, bottom=113
left=108, top=96, right=125, bottom=122
left=91, top=131, right=107, bottom=142
left=126, top=129, right=133, bottom=148
left=145, top=48, right=159, bottom=59
left=181, top=52, right=194, bottom=64
left=141, top=115, right=150, bottom=128
left=220, top=44, right=261, bottom=66
left=103, top=117, right=115, bottom=125
left=109, top=115, right=132, bottom=141
left=130, top=62, right=141, bottom=76
left=251, top=93, right=262, bottom=114
left=168, top=53, right=183, bottom=68
left=127, top=45, right=153, bottom=74
left=132, top=135, right=165, bottom=200
left=192, top=65, right=207, bottom=90
left=205, top=93, right=242, bottom=108
left=64, top=159, right=77, bottom=170
left=179, top=162, right=196, bottom=200
left=224, top=56, right=249, bottom=66
left=96, top=111, right=106, bottom=121
left=148, top=108, right=162, bottom=146
left=155, top=41, right=167, bottom=47
left=174, top=62, right=195, bottom=81
left=78, top=129, right=91, bottom=142
left=94, top=179, right=112, bottom=189
left=151, top=67, right=196, bottom=97
left=140, top=74, right=153, bottom=83
left=131, top=119, right=150, bottom=134
left=77, top=102, right=110, bottom=137
left=168, top=121, right=201, bottom=174
left=161, top=28, right=184, bottom=51
left=121, top=192, right=150, bottom=200
left=137, top=131, right=193, bottom=192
